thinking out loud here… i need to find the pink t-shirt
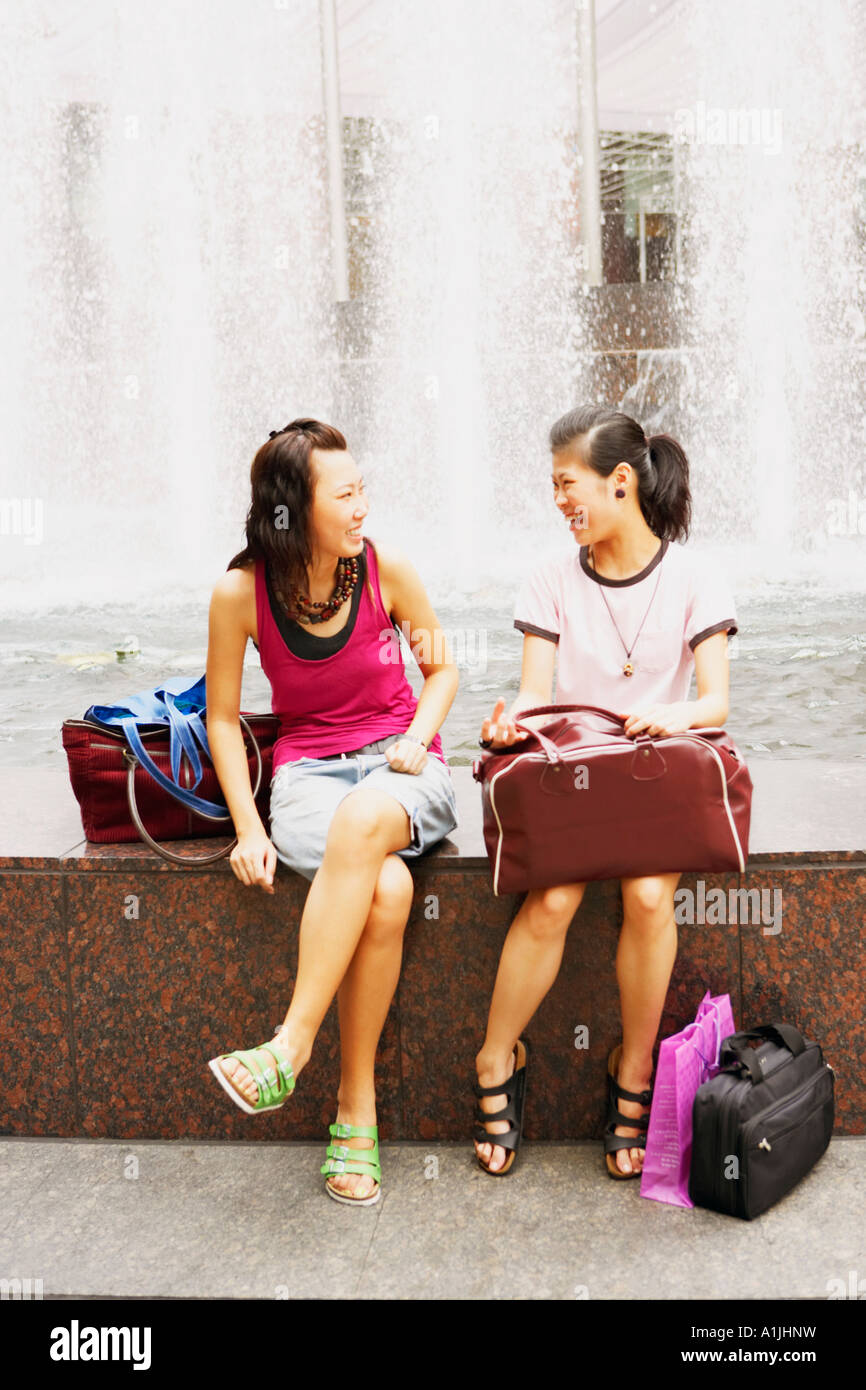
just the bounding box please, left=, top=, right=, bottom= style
left=513, top=538, right=737, bottom=714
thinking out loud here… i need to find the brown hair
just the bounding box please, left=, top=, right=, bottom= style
left=227, top=418, right=375, bottom=616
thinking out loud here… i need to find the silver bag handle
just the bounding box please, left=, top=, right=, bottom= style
left=124, top=714, right=263, bottom=866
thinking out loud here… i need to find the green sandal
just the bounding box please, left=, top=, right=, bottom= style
left=321, top=1122, right=381, bottom=1207
left=208, top=1034, right=295, bottom=1115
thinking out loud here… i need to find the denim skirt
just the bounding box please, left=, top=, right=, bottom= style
left=268, top=734, right=458, bottom=882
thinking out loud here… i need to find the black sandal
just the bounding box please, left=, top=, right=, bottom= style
left=473, top=1038, right=530, bottom=1176
left=604, top=1042, right=654, bottom=1180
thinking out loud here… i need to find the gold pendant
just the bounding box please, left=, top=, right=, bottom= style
left=623, top=661, right=634, bottom=677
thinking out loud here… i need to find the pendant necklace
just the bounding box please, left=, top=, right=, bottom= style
left=588, top=544, right=665, bottom=677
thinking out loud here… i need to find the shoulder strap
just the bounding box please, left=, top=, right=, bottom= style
left=362, top=536, right=387, bottom=624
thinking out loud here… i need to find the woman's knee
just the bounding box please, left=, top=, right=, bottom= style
left=523, top=882, right=585, bottom=938
left=364, top=855, right=414, bottom=944
left=327, top=788, right=409, bottom=854
left=621, top=874, right=676, bottom=919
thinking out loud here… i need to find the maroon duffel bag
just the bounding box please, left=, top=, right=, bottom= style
left=471, top=704, right=753, bottom=895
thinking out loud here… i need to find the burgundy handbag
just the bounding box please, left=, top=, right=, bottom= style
left=471, top=704, right=753, bottom=895
left=62, top=712, right=280, bottom=865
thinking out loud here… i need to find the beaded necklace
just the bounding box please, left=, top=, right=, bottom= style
left=274, top=554, right=360, bottom=625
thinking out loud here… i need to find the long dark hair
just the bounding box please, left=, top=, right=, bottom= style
left=227, top=418, right=374, bottom=616
left=549, top=405, right=691, bottom=542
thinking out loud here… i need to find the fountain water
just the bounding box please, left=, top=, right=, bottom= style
left=674, top=0, right=866, bottom=581
left=1, top=0, right=864, bottom=620
left=334, top=0, right=583, bottom=598
left=0, top=1, right=335, bottom=610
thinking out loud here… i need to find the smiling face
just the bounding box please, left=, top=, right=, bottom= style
left=552, top=438, right=629, bottom=545
left=307, top=446, right=368, bottom=561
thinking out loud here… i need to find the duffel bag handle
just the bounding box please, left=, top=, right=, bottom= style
left=720, top=1023, right=807, bottom=1084
left=124, top=714, right=263, bottom=866
left=511, top=704, right=655, bottom=766
left=516, top=703, right=626, bottom=729
left=513, top=704, right=727, bottom=738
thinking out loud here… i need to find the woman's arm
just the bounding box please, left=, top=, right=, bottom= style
left=375, top=542, right=459, bottom=773
left=206, top=567, right=276, bottom=892
left=481, top=633, right=556, bottom=747
left=689, top=631, right=730, bottom=725
left=622, top=631, right=730, bottom=737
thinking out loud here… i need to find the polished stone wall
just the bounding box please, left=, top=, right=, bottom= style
left=1, top=763, right=862, bottom=1142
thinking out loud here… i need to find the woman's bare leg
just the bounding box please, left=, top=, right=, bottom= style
left=474, top=882, right=586, bottom=1171
left=611, top=872, right=681, bottom=1175
left=327, top=853, right=415, bottom=1199
left=216, top=788, right=411, bottom=1104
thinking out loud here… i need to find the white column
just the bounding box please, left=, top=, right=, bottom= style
left=319, top=0, right=349, bottom=301
left=576, top=0, right=602, bottom=286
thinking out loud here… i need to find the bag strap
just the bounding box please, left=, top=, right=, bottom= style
left=168, top=705, right=216, bottom=790
left=186, top=710, right=213, bottom=762
left=122, top=719, right=230, bottom=818
left=138, top=692, right=213, bottom=796
left=720, top=1024, right=806, bottom=1085
left=124, top=714, right=264, bottom=866
left=165, top=697, right=216, bottom=790
left=163, top=695, right=205, bottom=790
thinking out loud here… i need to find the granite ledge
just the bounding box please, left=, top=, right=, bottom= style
left=0, top=761, right=863, bottom=873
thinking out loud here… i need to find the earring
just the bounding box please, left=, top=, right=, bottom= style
left=615, top=487, right=625, bottom=498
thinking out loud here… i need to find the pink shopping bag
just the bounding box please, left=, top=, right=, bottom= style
left=640, top=990, right=736, bottom=1208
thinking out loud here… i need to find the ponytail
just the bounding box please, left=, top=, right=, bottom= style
left=642, top=433, right=691, bottom=542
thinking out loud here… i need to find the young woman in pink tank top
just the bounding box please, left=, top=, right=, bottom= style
left=204, top=419, right=458, bottom=1205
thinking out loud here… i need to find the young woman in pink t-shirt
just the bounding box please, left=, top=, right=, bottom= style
left=473, top=405, right=737, bottom=1180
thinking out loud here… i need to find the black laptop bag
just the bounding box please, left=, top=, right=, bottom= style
left=689, top=1023, right=834, bottom=1220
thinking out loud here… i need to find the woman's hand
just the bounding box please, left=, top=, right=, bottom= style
left=622, top=703, right=694, bottom=738
left=385, top=737, right=428, bottom=775
left=480, top=697, right=531, bottom=750
left=229, top=828, right=277, bottom=893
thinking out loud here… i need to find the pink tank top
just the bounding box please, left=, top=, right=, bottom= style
left=254, top=537, right=448, bottom=772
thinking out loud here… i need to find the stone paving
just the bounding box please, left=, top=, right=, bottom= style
left=2, top=1136, right=863, bottom=1301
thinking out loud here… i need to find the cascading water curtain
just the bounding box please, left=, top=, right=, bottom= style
left=344, top=0, right=586, bottom=598
left=676, top=0, right=866, bottom=575
left=0, top=1, right=338, bottom=608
